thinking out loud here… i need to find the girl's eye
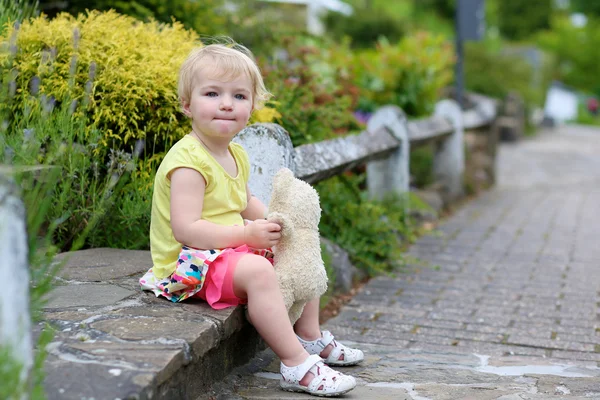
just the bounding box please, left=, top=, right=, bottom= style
left=206, top=92, right=218, bottom=97
left=235, top=94, right=247, bottom=100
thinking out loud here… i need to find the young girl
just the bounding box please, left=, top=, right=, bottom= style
left=139, top=41, right=363, bottom=397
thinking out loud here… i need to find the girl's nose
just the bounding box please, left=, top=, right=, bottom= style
left=220, top=95, right=233, bottom=111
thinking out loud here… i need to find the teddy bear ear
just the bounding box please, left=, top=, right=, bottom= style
left=275, top=168, right=295, bottom=185
left=273, top=168, right=296, bottom=191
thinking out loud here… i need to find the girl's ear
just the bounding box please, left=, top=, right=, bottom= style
left=181, top=99, right=192, bottom=117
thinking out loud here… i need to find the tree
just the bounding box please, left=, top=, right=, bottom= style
left=570, top=0, right=600, bottom=17
left=497, top=0, right=552, bottom=41
left=413, top=0, right=455, bottom=21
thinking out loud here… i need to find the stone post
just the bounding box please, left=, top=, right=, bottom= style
left=0, top=173, right=33, bottom=392
left=434, top=99, right=465, bottom=203
left=233, top=123, right=296, bottom=206
left=365, top=106, right=410, bottom=200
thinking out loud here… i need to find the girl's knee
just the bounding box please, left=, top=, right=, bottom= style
left=234, top=254, right=276, bottom=292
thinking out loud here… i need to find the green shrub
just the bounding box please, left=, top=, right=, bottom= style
left=413, top=0, right=455, bottom=21
left=0, top=327, right=52, bottom=400
left=342, top=32, right=455, bottom=117
left=316, top=173, right=417, bottom=276
left=1, top=94, right=134, bottom=251
left=224, top=0, right=307, bottom=55
left=1, top=46, right=130, bottom=398
left=464, top=41, right=541, bottom=105
left=0, top=0, right=38, bottom=34
left=40, top=0, right=227, bottom=36
left=1, top=10, right=199, bottom=157
left=575, top=101, right=600, bottom=126
left=87, top=161, right=154, bottom=249
left=323, top=8, right=405, bottom=48
left=497, top=0, right=552, bottom=41
left=319, top=242, right=336, bottom=308
left=258, top=35, right=361, bottom=145
left=537, top=16, right=600, bottom=96
left=410, top=145, right=435, bottom=188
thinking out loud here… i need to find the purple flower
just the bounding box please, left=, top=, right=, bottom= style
left=88, top=61, right=97, bottom=81
left=30, top=76, right=40, bottom=95
left=353, top=111, right=372, bottom=125
left=69, top=55, right=78, bottom=77
left=133, top=139, right=145, bottom=159
left=73, top=28, right=80, bottom=50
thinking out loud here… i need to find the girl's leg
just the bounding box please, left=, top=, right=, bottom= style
left=232, top=254, right=314, bottom=385
left=293, top=298, right=341, bottom=361
left=295, top=298, right=364, bottom=366
left=293, top=298, right=322, bottom=339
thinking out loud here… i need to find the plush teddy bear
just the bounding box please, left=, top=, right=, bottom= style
left=267, top=168, right=328, bottom=324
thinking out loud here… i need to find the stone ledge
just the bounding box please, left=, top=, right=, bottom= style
left=41, top=248, right=264, bottom=400
left=41, top=237, right=377, bottom=399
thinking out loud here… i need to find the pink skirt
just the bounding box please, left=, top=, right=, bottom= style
left=140, top=245, right=274, bottom=309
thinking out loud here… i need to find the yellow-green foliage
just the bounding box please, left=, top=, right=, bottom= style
left=335, top=31, right=455, bottom=116
left=1, top=10, right=199, bottom=154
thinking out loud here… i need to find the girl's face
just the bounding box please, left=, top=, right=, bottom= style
left=183, top=71, right=254, bottom=141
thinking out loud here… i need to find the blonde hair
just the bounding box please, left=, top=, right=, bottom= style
left=178, top=40, right=271, bottom=111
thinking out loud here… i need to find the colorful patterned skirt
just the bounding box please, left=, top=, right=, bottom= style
left=140, top=244, right=273, bottom=309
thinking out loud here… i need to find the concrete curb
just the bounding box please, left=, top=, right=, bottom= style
left=41, top=248, right=264, bottom=400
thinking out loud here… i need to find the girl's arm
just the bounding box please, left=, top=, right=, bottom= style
left=241, top=184, right=268, bottom=221
left=170, top=168, right=280, bottom=250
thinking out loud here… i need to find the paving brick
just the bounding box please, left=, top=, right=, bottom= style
left=209, top=126, right=600, bottom=399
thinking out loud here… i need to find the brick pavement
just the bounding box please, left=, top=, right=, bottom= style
left=202, top=126, right=600, bottom=399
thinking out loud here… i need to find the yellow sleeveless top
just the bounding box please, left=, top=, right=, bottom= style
left=149, top=135, right=249, bottom=279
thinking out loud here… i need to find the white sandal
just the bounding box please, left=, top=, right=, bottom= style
left=280, top=354, right=356, bottom=397
left=297, top=331, right=364, bottom=366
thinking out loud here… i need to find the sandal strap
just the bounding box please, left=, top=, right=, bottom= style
left=296, top=330, right=335, bottom=353
left=306, top=363, right=344, bottom=393
left=319, top=330, right=335, bottom=348
left=326, top=343, right=343, bottom=362
left=280, top=354, right=322, bottom=384
left=324, top=340, right=364, bottom=364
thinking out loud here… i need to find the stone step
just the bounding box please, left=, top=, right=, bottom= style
left=41, top=248, right=264, bottom=400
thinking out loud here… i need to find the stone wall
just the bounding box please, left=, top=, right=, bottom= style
left=464, top=123, right=499, bottom=194
left=0, top=174, right=33, bottom=391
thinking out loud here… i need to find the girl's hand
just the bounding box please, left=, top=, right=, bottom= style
left=243, top=219, right=281, bottom=249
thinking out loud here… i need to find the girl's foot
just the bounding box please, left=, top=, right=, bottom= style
left=297, top=331, right=364, bottom=366
left=280, top=354, right=356, bottom=397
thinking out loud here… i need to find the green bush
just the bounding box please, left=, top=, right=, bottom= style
left=39, top=0, right=227, bottom=36
left=537, top=16, right=600, bottom=96
left=497, top=0, right=552, bottom=41
left=464, top=41, right=541, bottom=105
left=1, top=10, right=199, bottom=157
left=410, top=145, right=435, bottom=188
left=87, top=161, right=154, bottom=249
left=1, top=44, right=131, bottom=398
left=258, top=35, right=361, bottom=145
left=413, top=0, right=455, bottom=21
left=340, top=32, right=455, bottom=117
left=0, top=103, right=132, bottom=400
left=0, top=0, right=38, bottom=34
left=575, top=102, right=600, bottom=126
left=316, top=174, right=418, bottom=276
left=323, top=8, right=405, bottom=48
left=224, top=0, right=306, bottom=55
left=319, top=242, right=336, bottom=308
left=0, top=327, right=52, bottom=400
left=1, top=94, right=135, bottom=251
